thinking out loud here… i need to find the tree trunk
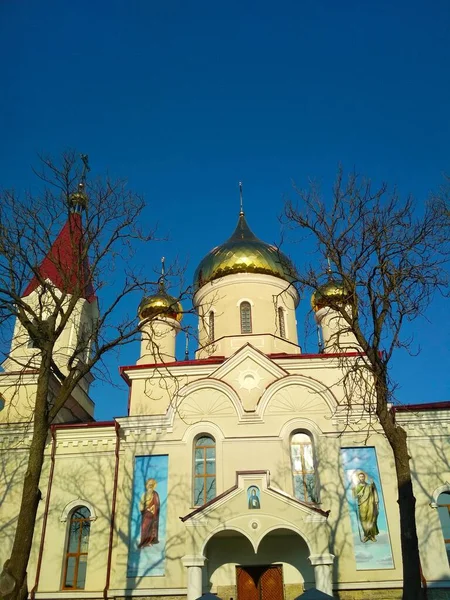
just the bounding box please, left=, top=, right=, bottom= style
left=375, top=375, right=423, bottom=600
left=390, top=426, right=423, bottom=600
left=1, top=352, right=52, bottom=600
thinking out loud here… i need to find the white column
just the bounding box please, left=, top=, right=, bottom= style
left=182, top=555, right=206, bottom=600
left=308, top=553, right=335, bottom=597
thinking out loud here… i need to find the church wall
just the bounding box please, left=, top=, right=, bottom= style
left=403, top=419, right=450, bottom=584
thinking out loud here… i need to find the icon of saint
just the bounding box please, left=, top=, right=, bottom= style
left=248, top=487, right=260, bottom=510
left=352, top=471, right=379, bottom=542
left=138, top=478, right=160, bottom=548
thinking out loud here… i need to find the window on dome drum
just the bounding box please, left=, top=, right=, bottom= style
left=278, top=307, right=286, bottom=339
left=290, top=432, right=317, bottom=503
left=208, top=311, right=215, bottom=342
left=194, top=435, right=216, bottom=506
left=240, top=302, right=252, bottom=334
left=437, top=492, right=450, bottom=563
left=62, top=506, right=91, bottom=590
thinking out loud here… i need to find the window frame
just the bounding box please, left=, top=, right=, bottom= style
left=437, top=492, right=450, bottom=564
left=290, top=431, right=317, bottom=504
left=62, top=506, right=91, bottom=590
left=208, top=310, right=215, bottom=342
left=193, top=434, right=216, bottom=507
left=240, top=301, right=252, bottom=334
left=278, top=306, right=286, bottom=339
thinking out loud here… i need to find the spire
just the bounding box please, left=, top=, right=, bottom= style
left=239, top=181, right=244, bottom=216
left=184, top=332, right=189, bottom=361
left=158, top=257, right=166, bottom=291
left=22, top=154, right=95, bottom=302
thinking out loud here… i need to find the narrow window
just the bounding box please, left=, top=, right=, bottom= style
left=437, top=492, right=450, bottom=563
left=278, top=307, right=286, bottom=339
left=208, top=311, right=215, bottom=342
left=63, top=507, right=91, bottom=590
left=240, top=302, right=252, bottom=334
left=290, top=432, right=317, bottom=503
left=194, top=435, right=216, bottom=506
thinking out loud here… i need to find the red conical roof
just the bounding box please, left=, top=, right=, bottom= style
left=22, top=212, right=96, bottom=303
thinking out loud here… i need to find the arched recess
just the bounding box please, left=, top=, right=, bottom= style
left=431, top=482, right=450, bottom=508
left=183, top=421, right=225, bottom=501
left=175, top=379, right=243, bottom=422
left=278, top=418, right=324, bottom=504
left=60, top=499, right=97, bottom=523
left=259, top=374, right=338, bottom=418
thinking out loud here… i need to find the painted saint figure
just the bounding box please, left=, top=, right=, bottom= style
left=138, top=478, right=160, bottom=548
left=352, top=472, right=379, bottom=542
left=248, top=487, right=260, bottom=510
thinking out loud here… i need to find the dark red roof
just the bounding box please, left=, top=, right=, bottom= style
left=22, top=212, right=95, bottom=302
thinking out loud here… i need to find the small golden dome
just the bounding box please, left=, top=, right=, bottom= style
left=138, top=287, right=183, bottom=322
left=193, top=213, right=297, bottom=290
left=311, top=280, right=353, bottom=312
left=69, top=182, right=89, bottom=211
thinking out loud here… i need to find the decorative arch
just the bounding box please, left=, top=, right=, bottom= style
left=255, top=524, right=313, bottom=555
left=431, top=482, right=450, bottom=508
left=202, top=524, right=257, bottom=554
left=60, top=499, right=97, bottom=523
left=259, top=374, right=338, bottom=417
left=176, top=378, right=243, bottom=422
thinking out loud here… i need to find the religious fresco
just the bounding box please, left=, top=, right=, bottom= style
left=247, top=485, right=261, bottom=509
left=341, top=447, right=394, bottom=570
left=127, top=455, right=168, bottom=577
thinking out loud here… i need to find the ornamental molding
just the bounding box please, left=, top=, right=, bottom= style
left=260, top=374, right=338, bottom=418
left=430, top=482, right=450, bottom=508
left=193, top=272, right=299, bottom=306
left=60, top=498, right=98, bottom=522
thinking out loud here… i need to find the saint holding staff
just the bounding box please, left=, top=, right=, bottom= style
left=352, top=471, right=379, bottom=543
left=138, top=478, right=160, bottom=548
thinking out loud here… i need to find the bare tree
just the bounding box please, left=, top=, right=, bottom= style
left=284, top=169, right=449, bottom=600
left=0, top=152, right=185, bottom=600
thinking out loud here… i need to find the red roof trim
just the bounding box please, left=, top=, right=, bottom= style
left=120, top=351, right=366, bottom=377
left=119, top=356, right=226, bottom=375
left=22, top=212, right=96, bottom=303
left=393, top=401, right=450, bottom=413
left=268, top=351, right=366, bottom=359
left=50, top=420, right=115, bottom=431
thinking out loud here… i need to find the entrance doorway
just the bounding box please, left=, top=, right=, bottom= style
left=236, top=565, right=284, bottom=600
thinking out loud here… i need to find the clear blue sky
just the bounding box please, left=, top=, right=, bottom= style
left=1, top=1, right=449, bottom=420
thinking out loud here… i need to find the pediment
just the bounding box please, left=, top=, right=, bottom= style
left=181, top=470, right=328, bottom=530
left=210, top=344, right=288, bottom=413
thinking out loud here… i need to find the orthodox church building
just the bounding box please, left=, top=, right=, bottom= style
left=1, top=195, right=450, bottom=600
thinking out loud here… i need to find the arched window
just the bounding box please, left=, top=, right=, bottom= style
left=194, top=435, right=216, bottom=506
left=290, top=432, right=317, bottom=503
left=208, top=311, right=215, bottom=342
left=240, top=302, right=252, bottom=334
left=437, top=492, right=450, bottom=563
left=278, top=307, right=286, bottom=339
left=62, top=506, right=91, bottom=590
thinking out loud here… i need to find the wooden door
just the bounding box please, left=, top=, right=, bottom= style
left=236, top=565, right=283, bottom=600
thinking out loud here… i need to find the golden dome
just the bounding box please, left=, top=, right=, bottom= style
left=138, top=286, right=183, bottom=322
left=311, top=279, right=353, bottom=312
left=194, top=213, right=297, bottom=290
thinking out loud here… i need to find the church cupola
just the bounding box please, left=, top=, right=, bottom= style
left=312, top=274, right=360, bottom=353
left=137, top=258, right=182, bottom=364
left=193, top=187, right=300, bottom=359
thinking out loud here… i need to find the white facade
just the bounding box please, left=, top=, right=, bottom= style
left=1, top=213, right=449, bottom=600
